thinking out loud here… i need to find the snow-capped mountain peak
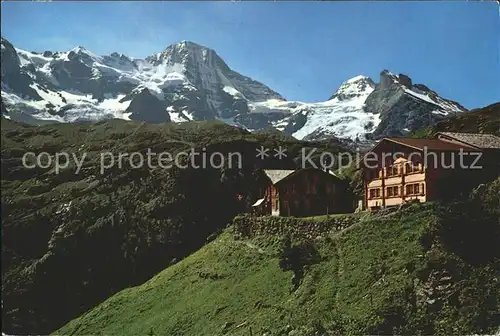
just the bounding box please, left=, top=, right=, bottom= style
left=329, top=75, right=376, bottom=101
left=1, top=37, right=467, bottom=143
left=287, top=75, right=378, bottom=141
left=67, top=46, right=102, bottom=63
left=70, top=46, right=90, bottom=54
left=1, top=37, right=283, bottom=125
left=150, top=40, right=215, bottom=66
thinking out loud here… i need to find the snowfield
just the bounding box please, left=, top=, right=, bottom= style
left=404, top=88, right=463, bottom=115
left=245, top=76, right=379, bottom=141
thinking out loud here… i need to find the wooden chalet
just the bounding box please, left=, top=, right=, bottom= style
left=252, top=168, right=350, bottom=217
left=361, top=132, right=500, bottom=210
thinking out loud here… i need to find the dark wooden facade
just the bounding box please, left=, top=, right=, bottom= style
left=253, top=168, right=349, bottom=217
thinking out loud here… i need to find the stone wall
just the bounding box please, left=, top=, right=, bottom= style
left=233, top=214, right=357, bottom=240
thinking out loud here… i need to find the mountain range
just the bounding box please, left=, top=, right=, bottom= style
left=1, top=37, right=467, bottom=142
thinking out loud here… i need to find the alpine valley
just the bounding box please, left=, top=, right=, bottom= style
left=1, top=37, right=467, bottom=144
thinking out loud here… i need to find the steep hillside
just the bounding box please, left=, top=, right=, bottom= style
left=411, top=102, right=500, bottom=138
left=433, top=102, right=500, bottom=136
left=57, top=181, right=500, bottom=336
left=2, top=37, right=467, bottom=142
left=1, top=117, right=348, bottom=334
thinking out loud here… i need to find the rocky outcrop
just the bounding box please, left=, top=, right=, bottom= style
left=364, top=71, right=466, bottom=138
left=398, top=73, right=413, bottom=89
left=125, top=88, right=170, bottom=123
left=1, top=38, right=21, bottom=78
left=1, top=38, right=42, bottom=101
left=379, top=70, right=398, bottom=89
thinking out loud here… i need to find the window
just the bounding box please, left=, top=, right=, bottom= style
left=386, top=186, right=399, bottom=197
left=386, top=165, right=400, bottom=177
left=406, top=183, right=422, bottom=195
left=406, top=185, right=412, bottom=195
left=369, top=188, right=381, bottom=199
left=405, top=162, right=422, bottom=174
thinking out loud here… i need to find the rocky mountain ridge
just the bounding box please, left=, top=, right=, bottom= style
left=1, top=37, right=467, bottom=142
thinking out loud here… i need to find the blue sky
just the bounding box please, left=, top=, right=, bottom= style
left=2, top=1, right=499, bottom=109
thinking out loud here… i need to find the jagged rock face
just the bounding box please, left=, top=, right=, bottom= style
left=1, top=38, right=41, bottom=101
left=2, top=37, right=467, bottom=141
left=146, top=41, right=283, bottom=122
left=125, top=88, right=171, bottom=123
left=365, top=70, right=466, bottom=138
left=1, top=38, right=21, bottom=78
left=48, top=47, right=137, bottom=99
left=398, top=73, right=412, bottom=89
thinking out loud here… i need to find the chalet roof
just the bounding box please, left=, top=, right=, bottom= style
left=437, top=132, right=500, bottom=149
left=264, top=168, right=341, bottom=185
left=263, top=170, right=296, bottom=184
left=384, top=137, right=479, bottom=152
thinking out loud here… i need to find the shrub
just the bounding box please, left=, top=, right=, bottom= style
left=278, top=235, right=321, bottom=290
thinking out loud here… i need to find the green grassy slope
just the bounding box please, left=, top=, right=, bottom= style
left=57, top=181, right=500, bottom=336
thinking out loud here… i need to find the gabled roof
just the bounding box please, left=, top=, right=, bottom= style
left=263, top=168, right=342, bottom=185
left=437, top=132, right=500, bottom=149
left=384, top=137, right=479, bottom=152
left=263, top=170, right=296, bottom=184
left=359, top=137, right=481, bottom=168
